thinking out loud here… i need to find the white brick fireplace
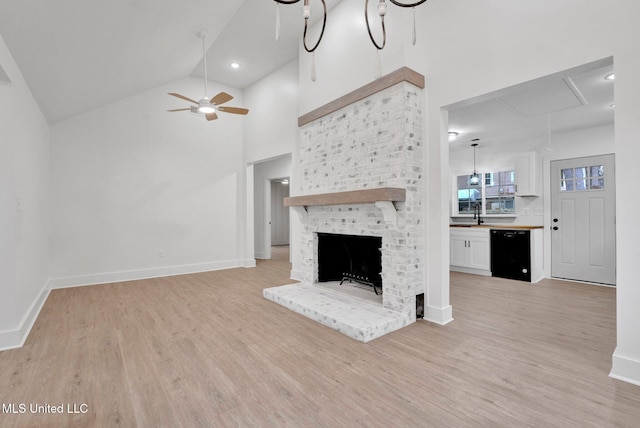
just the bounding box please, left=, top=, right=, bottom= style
left=264, top=68, right=425, bottom=342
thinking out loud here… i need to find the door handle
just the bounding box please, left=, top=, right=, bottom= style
left=553, top=218, right=559, bottom=223
left=552, top=226, right=558, bottom=230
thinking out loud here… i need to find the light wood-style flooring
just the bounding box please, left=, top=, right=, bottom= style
left=1, top=246, right=639, bottom=427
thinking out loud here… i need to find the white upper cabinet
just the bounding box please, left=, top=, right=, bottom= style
left=515, top=151, right=540, bottom=196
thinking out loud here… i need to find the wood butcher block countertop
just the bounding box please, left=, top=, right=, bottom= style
left=450, top=224, right=544, bottom=230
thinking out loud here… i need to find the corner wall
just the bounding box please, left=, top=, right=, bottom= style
left=0, top=33, right=50, bottom=350
left=49, top=77, right=246, bottom=288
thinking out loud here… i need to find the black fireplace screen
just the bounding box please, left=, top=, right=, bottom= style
left=317, top=233, right=382, bottom=293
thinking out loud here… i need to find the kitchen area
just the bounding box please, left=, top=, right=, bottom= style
left=449, top=147, right=544, bottom=283
left=446, top=58, right=616, bottom=286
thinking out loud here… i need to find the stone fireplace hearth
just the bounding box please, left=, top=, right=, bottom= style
left=263, top=68, right=425, bottom=342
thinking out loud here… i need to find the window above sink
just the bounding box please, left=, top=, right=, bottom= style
left=454, top=170, right=516, bottom=216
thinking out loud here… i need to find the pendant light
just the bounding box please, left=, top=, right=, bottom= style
left=469, top=143, right=480, bottom=186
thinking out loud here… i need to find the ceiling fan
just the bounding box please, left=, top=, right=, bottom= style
left=167, top=32, right=249, bottom=121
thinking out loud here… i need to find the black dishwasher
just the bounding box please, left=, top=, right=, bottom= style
left=490, top=229, right=531, bottom=282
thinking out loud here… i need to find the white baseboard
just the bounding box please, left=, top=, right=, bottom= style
left=0, top=283, right=50, bottom=351
left=610, top=348, right=640, bottom=386
left=423, top=304, right=454, bottom=325
left=48, top=259, right=244, bottom=289
left=450, top=266, right=492, bottom=276
left=243, top=258, right=257, bottom=268
left=254, top=252, right=267, bottom=260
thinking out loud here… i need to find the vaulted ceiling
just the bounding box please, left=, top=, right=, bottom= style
left=0, top=0, right=614, bottom=147
left=0, top=0, right=341, bottom=124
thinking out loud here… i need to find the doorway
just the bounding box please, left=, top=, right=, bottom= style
left=550, top=154, right=616, bottom=285
left=252, top=155, right=292, bottom=260
left=269, top=179, right=290, bottom=247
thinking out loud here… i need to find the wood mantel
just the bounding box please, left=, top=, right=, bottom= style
left=297, top=67, right=425, bottom=127
left=284, top=187, right=405, bottom=207
left=284, top=187, right=406, bottom=228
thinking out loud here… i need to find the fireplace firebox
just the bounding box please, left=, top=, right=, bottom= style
left=317, top=233, right=382, bottom=294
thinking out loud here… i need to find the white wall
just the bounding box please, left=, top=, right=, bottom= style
left=298, top=0, right=408, bottom=113
left=0, top=33, right=50, bottom=350
left=294, top=0, right=640, bottom=384
left=243, top=60, right=298, bottom=265
left=243, top=60, right=298, bottom=164
left=49, top=77, right=246, bottom=287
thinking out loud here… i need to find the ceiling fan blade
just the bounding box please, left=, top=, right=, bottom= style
left=205, top=112, right=219, bottom=121
left=218, top=106, right=249, bottom=115
left=166, top=108, right=193, bottom=112
left=211, top=92, right=233, bottom=106
left=168, top=92, right=199, bottom=104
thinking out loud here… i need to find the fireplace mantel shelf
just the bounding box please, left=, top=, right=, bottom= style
left=284, top=187, right=406, bottom=227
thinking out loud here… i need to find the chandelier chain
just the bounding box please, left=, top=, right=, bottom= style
left=365, top=0, right=386, bottom=50
left=303, top=0, right=327, bottom=53
left=273, top=0, right=429, bottom=80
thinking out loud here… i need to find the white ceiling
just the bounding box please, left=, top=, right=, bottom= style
left=0, top=0, right=340, bottom=124
left=194, top=0, right=341, bottom=88
left=0, top=0, right=614, bottom=145
left=447, top=57, right=615, bottom=152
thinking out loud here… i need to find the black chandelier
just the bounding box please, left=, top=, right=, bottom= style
left=273, top=0, right=429, bottom=81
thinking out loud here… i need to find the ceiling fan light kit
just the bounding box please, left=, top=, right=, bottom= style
left=273, top=0, right=429, bottom=80
left=198, top=104, right=215, bottom=114
left=166, top=32, right=249, bottom=122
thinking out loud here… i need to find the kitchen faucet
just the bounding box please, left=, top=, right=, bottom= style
left=473, top=203, right=483, bottom=225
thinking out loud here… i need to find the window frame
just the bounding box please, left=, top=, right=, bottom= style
left=452, top=169, right=517, bottom=217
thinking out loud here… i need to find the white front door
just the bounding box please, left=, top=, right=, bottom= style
left=550, top=154, right=616, bottom=285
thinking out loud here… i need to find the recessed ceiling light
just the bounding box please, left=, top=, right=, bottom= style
left=604, top=73, right=615, bottom=81
left=448, top=131, right=459, bottom=140
left=230, top=62, right=240, bottom=69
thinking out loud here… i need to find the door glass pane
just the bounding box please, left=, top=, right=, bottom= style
left=575, top=167, right=588, bottom=178
left=590, top=178, right=604, bottom=189
left=561, top=165, right=606, bottom=192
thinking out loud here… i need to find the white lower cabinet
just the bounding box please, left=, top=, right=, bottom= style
left=450, top=228, right=491, bottom=275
